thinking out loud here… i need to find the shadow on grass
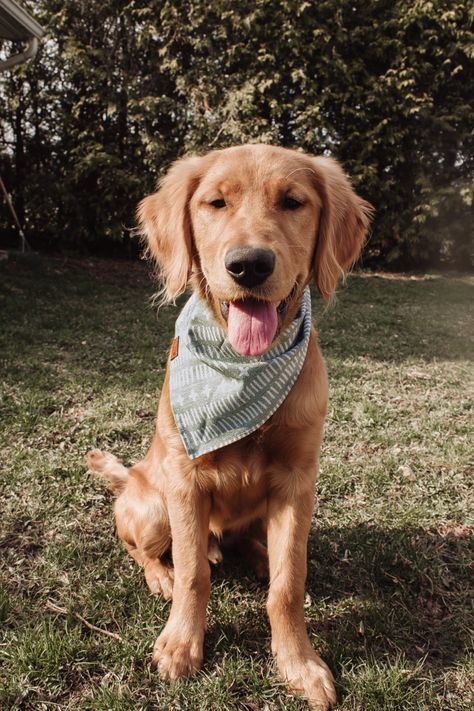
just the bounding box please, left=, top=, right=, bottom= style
left=311, top=524, right=471, bottom=667
left=205, top=523, right=472, bottom=674
left=1, top=257, right=473, bottom=381
left=314, top=274, right=474, bottom=363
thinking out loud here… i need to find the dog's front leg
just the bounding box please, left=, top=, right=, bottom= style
left=267, top=479, right=336, bottom=710
left=152, top=476, right=211, bottom=679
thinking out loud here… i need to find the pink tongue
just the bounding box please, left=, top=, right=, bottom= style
left=227, top=300, right=278, bottom=356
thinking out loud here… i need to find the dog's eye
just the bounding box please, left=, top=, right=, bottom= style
left=282, top=196, right=302, bottom=211
left=209, top=198, right=226, bottom=209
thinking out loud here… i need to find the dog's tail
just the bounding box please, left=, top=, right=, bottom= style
left=86, top=448, right=129, bottom=494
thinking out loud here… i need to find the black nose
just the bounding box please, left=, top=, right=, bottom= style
left=224, top=247, right=276, bottom=288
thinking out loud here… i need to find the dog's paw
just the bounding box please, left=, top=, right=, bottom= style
left=144, top=559, right=174, bottom=600
left=277, top=651, right=336, bottom=710
left=152, top=630, right=202, bottom=680
left=207, top=535, right=223, bottom=565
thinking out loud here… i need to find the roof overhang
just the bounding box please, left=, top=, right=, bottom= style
left=0, top=0, right=44, bottom=71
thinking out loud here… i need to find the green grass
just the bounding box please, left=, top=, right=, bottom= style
left=1, top=254, right=473, bottom=711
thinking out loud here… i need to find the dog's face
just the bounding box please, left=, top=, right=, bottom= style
left=188, top=146, right=321, bottom=355
left=138, top=144, right=372, bottom=356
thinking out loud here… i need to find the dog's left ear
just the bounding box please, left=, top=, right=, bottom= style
left=137, top=155, right=204, bottom=302
left=310, top=156, right=373, bottom=300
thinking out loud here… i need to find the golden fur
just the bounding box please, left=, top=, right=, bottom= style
left=87, top=144, right=372, bottom=709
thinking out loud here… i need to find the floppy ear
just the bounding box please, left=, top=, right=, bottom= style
left=310, top=156, right=373, bottom=300
left=137, top=155, right=204, bottom=302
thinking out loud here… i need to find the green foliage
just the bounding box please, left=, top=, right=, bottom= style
left=0, top=0, right=473, bottom=266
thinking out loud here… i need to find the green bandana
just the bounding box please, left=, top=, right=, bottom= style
left=169, top=287, right=312, bottom=459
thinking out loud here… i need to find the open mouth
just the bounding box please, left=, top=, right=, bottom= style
left=219, top=286, right=297, bottom=357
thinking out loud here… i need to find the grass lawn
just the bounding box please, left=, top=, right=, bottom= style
left=0, top=253, right=472, bottom=711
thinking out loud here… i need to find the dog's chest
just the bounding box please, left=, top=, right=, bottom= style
left=196, top=424, right=292, bottom=533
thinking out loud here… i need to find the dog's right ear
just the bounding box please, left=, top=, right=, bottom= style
left=137, top=155, right=204, bottom=302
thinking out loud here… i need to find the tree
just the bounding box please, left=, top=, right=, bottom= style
left=0, top=0, right=472, bottom=267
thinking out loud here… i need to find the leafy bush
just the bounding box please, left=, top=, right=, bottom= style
left=0, top=0, right=472, bottom=267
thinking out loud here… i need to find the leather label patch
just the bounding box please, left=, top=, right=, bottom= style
left=169, top=336, right=179, bottom=361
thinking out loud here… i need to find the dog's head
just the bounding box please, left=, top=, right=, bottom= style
left=138, top=144, right=372, bottom=356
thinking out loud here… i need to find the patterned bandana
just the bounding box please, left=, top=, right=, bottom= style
left=169, top=287, right=312, bottom=459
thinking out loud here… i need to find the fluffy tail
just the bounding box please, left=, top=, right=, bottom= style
left=86, top=448, right=129, bottom=494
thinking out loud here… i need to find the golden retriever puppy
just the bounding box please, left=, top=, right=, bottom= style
left=87, top=144, right=372, bottom=709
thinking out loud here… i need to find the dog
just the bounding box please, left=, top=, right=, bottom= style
left=87, top=144, right=372, bottom=709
